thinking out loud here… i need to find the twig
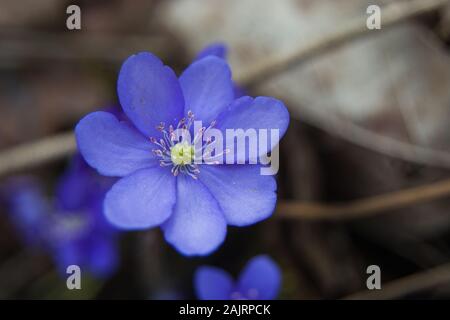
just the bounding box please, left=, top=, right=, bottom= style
left=343, top=262, right=450, bottom=299
left=0, top=132, right=75, bottom=177
left=0, top=249, right=50, bottom=299
left=0, top=0, right=446, bottom=177
left=288, top=101, right=450, bottom=172
left=235, top=0, right=450, bottom=87
left=276, top=177, right=450, bottom=220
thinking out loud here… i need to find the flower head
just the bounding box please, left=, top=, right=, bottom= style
left=75, top=46, right=289, bottom=256
left=195, top=255, right=281, bottom=300
left=4, top=155, right=119, bottom=278
left=195, top=43, right=228, bottom=61
left=195, top=43, right=245, bottom=98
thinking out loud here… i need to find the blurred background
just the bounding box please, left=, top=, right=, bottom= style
left=1, top=0, right=450, bottom=299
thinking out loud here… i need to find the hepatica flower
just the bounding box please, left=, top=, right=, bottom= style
left=195, top=43, right=245, bottom=98
left=5, top=155, right=118, bottom=278
left=195, top=255, right=281, bottom=300
left=75, top=46, right=289, bottom=256
left=195, top=43, right=228, bottom=61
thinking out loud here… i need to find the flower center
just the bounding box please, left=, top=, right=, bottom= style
left=149, top=111, right=228, bottom=179
left=149, top=111, right=202, bottom=179
left=170, top=142, right=194, bottom=166
left=50, top=212, right=90, bottom=242
left=230, top=288, right=259, bottom=300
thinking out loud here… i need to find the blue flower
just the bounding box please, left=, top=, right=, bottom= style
left=75, top=48, right=289, bottom=256
left=195, top=43, right=245, bottom=98
left=195, top=43, right=228, bottom=61
left=5, top=155, right=119, bottom=278
left=195, top=255, right=281, bottom=300
left=6, top=178, right=49, bottom=247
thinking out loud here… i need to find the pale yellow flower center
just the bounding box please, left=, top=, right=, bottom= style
left=170, top=142, right=194, bottom=166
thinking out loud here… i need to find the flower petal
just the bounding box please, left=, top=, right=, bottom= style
left=56, top=154, right=93, bottom=211
left=104, top=167, right=176, bottom=230
left=76, top=111, right=157, bottom=177
left=195, top=43, right=227, bottom=61
left=6, top=178, right=49, bottom=246
left=195, top=266, right=234, bottom=300
left=162, top=175, right=227, bottom=256
left=54, top=242, right=81, bottom=275
left=199, top=165, right=276, bottom=226
left=86, top=235, right=118, bottom=278
left=194, top=44, right=245, bottom=99
left=216, top=96, right=290, bottom=163
left=117, top=52, right=184, bottom=137
left=179, top=56, right=234, bottom=124
left=237, top=255, right=281, bottom=300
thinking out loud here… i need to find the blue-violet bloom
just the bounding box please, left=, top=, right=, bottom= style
left=75, top=47, right=289, bottom=256
left=195, top=43, right=245, bottom=98
left=195, top=43, right=228, bottom=61
left=195, top=255, right=281, bottom=300
left=5, top=155, right=119, bottom=278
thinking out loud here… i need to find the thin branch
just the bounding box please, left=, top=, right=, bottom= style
left=235, top=0, right=450, bottom=87
left=276, top=177, right=450, bottom=220
left=0, top=0, right=446, bottom=177
left=343, top=262, right=450, bottom=299
left=0, top=132, right=75, bottom=177
left=0, top=249, right=50, bottom=299
left=288, top=101, right=450, bottom=170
